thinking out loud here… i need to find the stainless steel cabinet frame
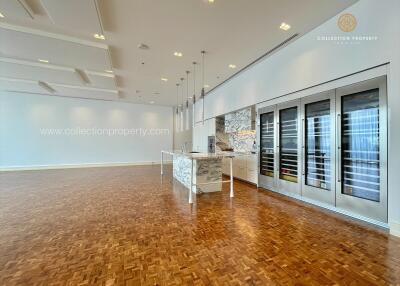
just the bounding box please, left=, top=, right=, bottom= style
left=257, top=76, right=387, bottom=223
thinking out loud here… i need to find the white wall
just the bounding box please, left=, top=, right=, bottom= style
left=0, top=92, right=173, bottom=169
left=202, top=0, right=399, bottom=118
left=194, top=0, right=400, bottom=235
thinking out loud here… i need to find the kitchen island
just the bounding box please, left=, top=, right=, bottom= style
left=161, top=151, right=235, bottom=203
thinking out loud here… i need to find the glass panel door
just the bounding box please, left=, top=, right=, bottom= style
left=336, top=76, right=387, bottom=223
left=277, top=101, right=301, bottom=195
left=341, top=89, right=380, bottom=201
left=305, top=100, right=331, bottom=190
left=301, top=92, right=336, bottom=205
left=260, top=112, right=274, bottom=177
left=279, top=107, right=298, bottom=183
left=258, top=106, right=277, bottom=191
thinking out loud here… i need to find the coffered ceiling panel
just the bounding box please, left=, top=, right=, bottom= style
left=0, top=0, right=33, bottom=20
left=1, top=0, right=359, bottom=105
left=0, top=77, right=53, bottom=94
left=50, top=84, right=119, bottom=100
left=0, top=77, right=119, bottom=100
left=0, top=25, right=111, bottom=71
left=85, top=71, right=116, bottom=89
left=40, top=0, right=103, bottom=35
left=0, top=59, right=82, bottom=85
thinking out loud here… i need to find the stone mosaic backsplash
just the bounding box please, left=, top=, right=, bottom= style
left=215, top=116, right=231, bottom=151
left=225, top=108, right=252, bottom=133
left=229, top=130, right=256, bottom=152
left=216, top=111, right=256, bottom=153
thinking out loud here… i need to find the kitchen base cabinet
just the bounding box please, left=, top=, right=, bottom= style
left=223, top=154, right=258, bottom=185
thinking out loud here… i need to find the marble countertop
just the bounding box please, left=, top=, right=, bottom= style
left=162, top=150, right=256, bottom=160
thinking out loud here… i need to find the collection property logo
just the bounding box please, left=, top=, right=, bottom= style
left=317, top=13, right=378, bottom=44
left=338, top=13, right=357, bottom=32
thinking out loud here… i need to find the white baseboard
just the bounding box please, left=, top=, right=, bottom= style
left=0, top=161, right=172, bottom=172
left=389, top=221, right=400, bottom=237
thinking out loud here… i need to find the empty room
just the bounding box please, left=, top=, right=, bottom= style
left=1, top=0, right=400, bottom=285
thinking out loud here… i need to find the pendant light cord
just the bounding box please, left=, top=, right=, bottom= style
left=192, top=62, right=196, bottom=103
left=186, top=71, right=189, bottom=108
left=176, top=83, right=179, bottom=113
left=180, top=78, right=184, bottom=109
left=201, top=51, right=205, bottom=95
left=201, top=51, right=206, bottom=124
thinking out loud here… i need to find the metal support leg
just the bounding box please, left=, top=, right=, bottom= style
left=189, top=159, right=193, bottom=204
left=230, top=157, right=234, bottom=198
left=161, top=151, right=163, bottom=175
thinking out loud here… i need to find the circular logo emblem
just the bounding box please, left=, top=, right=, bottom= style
left=338, top=13, right=357, bottom=32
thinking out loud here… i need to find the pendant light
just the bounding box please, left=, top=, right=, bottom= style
left=201, top=50, right=206, bottom=124
left=180, top=77, right=184, bottom=132
left=192, top=62, right=197, bottom=128
left=185, top=70, right=190, bottom=131
left=175, top=83, right=180, bottom=132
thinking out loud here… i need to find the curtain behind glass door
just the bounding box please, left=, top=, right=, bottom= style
left=341, top=89, right=380, bottom=202
left=305, top=100, right=331, bottom=190
left=279, top=107, right=298, bottom=182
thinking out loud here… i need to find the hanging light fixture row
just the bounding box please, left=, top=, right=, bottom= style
left=174, top=51, right=208, bottom=132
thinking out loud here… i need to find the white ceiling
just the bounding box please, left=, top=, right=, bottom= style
left=0, top=0, right=358, bottom=105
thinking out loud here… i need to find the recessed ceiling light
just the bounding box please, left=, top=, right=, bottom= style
left=229, top=64, right=236, bottom=69
left=0, top=12, right=4, bottom=18
left=161, top=77, right=168, bottom=82
left=174, top=51, right=183, bottom=57
left=105, top=70, right=113, bottom=73
left=38, top=59, right=49, bottom=63
left=94, top=33, right=105, bottom=40
left=149, top=101, right=155, bottom=104
left=280, top=22, right=291, bottom=31
left=208, top=0, right=215, bottom=3
left=204, top=84, right=210, bottom=88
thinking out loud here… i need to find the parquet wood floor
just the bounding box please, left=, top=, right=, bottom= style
left=0, top=165, right=399, bottom=285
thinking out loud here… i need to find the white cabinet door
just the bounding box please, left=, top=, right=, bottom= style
left=233, top=163, right=240, bottom=177
left=192, top=118, right=217, bottom=152
left=222, top=158, right=230, bottom=175
left=225, top=155, right=258, bottom=184
left=194, top=122, right=206, bottom=152
left=247, top=170, right=258, bottom=184
left=238, top=166, right=247, bottom=180
left=235, top=156, right=247, bottom=180
left=246, top=154, right=258, bottom=184
left=193, top=123, right=199, bottom=151
left=208, top=118, right=216, bottom=136
left=247, top=155, right=257, bottom=171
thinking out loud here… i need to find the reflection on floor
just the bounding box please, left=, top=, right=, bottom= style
left=0, top=165, right=399, bottom=285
